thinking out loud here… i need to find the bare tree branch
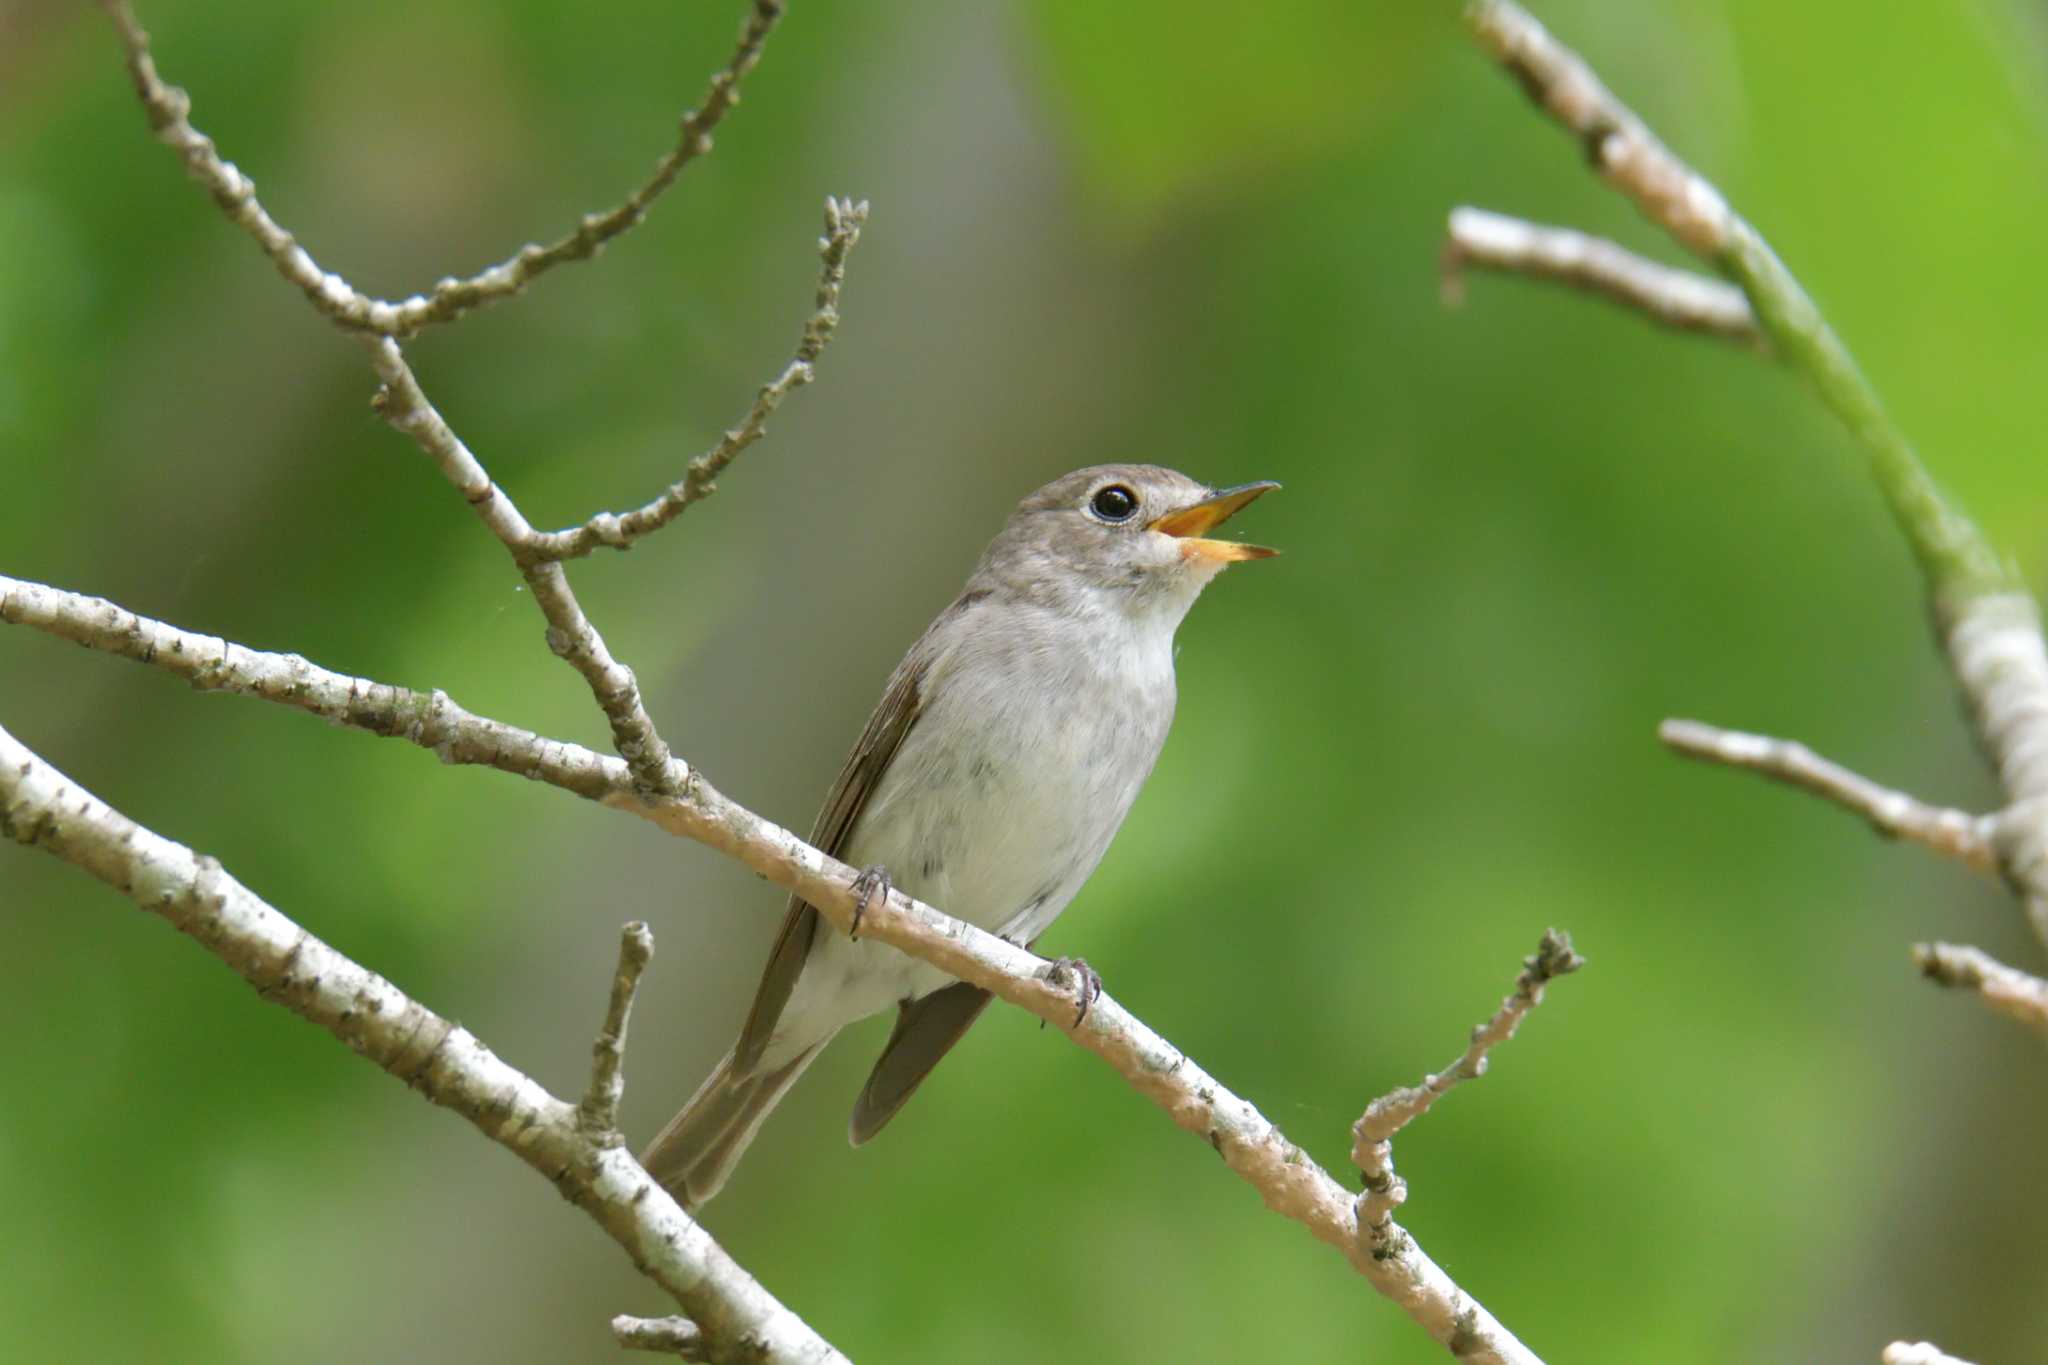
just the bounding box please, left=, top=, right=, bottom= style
left=1442, top=207, right=1757, bottom=344
left=1658, top=720, right=1999, bottom=876
left=615, top=1315, right=710, bottom=1359
left=1463, top=0, right=2007, bottom=605
left=525, top=197, right=869, bottom=562
left=1912, top=943, right=2048, bottom=1033
left=1461, top=0, right=2048, bottom=958
left=99, top=0, right=785, bottom=336
left=0, top=723, right=842, bottom=1365
left=0, top=567, right=1550, bottom=1363
left=1352, top=931, right=1582, bottom=1247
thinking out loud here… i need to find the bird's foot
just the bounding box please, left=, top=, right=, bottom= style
left=1041, top=955, right=1103, bottom=1028
left=849, top=864, right=892, bottom=941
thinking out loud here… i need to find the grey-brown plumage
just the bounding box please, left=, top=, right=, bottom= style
left=642, top=464, right=1275, bottom=1207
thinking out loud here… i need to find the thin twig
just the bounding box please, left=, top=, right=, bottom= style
left=1912, top=942, right=2048, bottom=1033
left=362, top=338, right=679, bottom=794
left=0, top=724, right=842, bottom=1365
left=0, top=569, right=1546, bottom=1365
left=1352, top=931, right=1583, bottom=1247
left=1883, top=1343, right=1979, bottom=1365
left=581, top=923, right=657, bottom=1139
left=1442, top=207, right=1758, bottom=345
left=99, top=0, right=785, bottom=336
left=615, top=1315, right=710, bottom=1359
left=527, top=197, right=869, bottom=561
left=1659, top=720, right=1999, bottom=876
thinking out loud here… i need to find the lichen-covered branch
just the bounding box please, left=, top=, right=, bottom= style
left=0, top=569, right=1547, bottom=1363
left=1658, top=720, right=1998, bottom=877
left=99, top=0, right=784, bottom=336
left=525, top=197, right=869, bottom=562
left=1352, top=932, right=1582, bottom=1252
left=1443, top=207, right=1758, bottom=344
left=1911, top=943, right=2048, bottom=1033
left=0, top=723, right=842, bottom=1365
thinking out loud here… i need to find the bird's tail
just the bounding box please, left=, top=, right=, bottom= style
left=640, top=1042, right=825, bottom=1209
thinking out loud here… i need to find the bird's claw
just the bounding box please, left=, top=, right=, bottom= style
left=1042, top=955, right=1103, bottom=1028
left=849, top=865, right=892, bottom=940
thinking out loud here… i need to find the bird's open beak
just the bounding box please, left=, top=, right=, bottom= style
left=1147, top=481, right=1280, bottom=564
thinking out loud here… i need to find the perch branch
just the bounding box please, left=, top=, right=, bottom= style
left=1352, top=931, right=1583, bottom=1244
left=1442, top=207, right=1757, bottom=344
left=1912, top=943, right=2048, bottom=1033
left=0, top=724, right=842, bottom=1365
left=0, top=569, right=1548, bottom=1364
left=1658, top=720, right=1998, bottom=876
left=525, top=197, right=869, bottom=561
left=99, top=0, right=784, bottom=336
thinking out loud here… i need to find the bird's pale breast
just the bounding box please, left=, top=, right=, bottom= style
left=767, top=596, right=1178, bottom=1060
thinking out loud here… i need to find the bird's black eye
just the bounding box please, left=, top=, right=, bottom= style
left=1089, top=484, right=1139, bottom=523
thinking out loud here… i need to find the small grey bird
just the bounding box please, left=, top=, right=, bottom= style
left=643, top=464, right=1276, bottom=1206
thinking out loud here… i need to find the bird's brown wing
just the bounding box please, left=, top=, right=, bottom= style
left=847, top=980, right=994, bottom=1144
left=732, top=650, right=929, bottom=1076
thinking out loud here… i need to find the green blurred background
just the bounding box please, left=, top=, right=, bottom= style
left=5, top=0, right=2047, bottom=1359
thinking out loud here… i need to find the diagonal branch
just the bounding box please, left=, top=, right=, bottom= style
left=362, top=336, right=679, bottom=794
left=0, top=722, right=841, bottom=1365
left=1443, top=207, right=1758, bottom=345
left=526, top=197, right=868, bottom=561
left=100, top=0, right=786, bottom=336
left=0, top=569, right=1549, bottom=1364
left=1658, top=720, right=1999, bottom=877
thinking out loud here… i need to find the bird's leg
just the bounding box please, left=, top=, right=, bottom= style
left=848, top=864, right=893, bottom=941
left=1040, top=956, right=1103, bottom=1028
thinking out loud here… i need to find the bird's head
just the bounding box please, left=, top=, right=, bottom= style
left=980, top=463, right=1277, bottom=619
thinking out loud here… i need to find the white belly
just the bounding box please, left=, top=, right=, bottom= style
left=764, top=597, right=1178, bottom=1063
